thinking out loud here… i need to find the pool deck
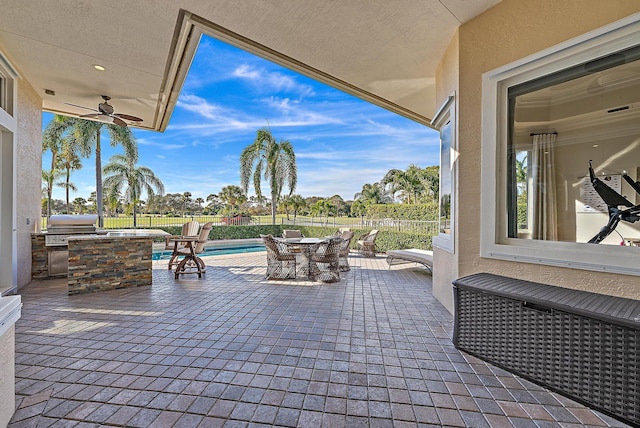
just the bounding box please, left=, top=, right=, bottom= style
left=9, top=252, right=628, bottom=427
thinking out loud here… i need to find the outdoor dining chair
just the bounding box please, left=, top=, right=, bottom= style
left=166, top=220, right=200, bottom=269
left=261, top=234, right=297, bottom=280
left=282, top=229, right=304, bottom=239
left=309, top=237, right=342, bottom=283
left=173, top=222, right=213, bottom=278
left=338, top=230, right=354, bottom=271
left=357, top=229, right=379, bottom=257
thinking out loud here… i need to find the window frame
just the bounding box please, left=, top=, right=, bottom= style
left=432, top=92, right=456, bottom=253
left=480, top=14, right=640, bottom=276
left=0, top=51, right=18, bottom=121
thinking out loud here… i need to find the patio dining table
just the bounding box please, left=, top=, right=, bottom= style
left=281, top=237, right=324, bottom=279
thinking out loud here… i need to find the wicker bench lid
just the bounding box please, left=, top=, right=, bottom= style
left=453, top=273, right=640, bottom=330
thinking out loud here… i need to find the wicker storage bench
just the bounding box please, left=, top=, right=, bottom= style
left=453, top=273, right=640, bottom=427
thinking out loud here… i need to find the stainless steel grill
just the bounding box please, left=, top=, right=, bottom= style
left=45, top=215, right=99, bottom=247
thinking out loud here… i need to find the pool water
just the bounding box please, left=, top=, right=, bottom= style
left=153, top=244, right=265, bottom=261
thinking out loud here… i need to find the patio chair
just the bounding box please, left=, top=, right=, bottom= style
left=282, top=229, right=304, bottom=254
left=338, top=230, right=354, bottom=272
left=261, top=234, right=297, bottom=280
left=282, top=229, right=304, bottom=239
left=309, top=237, right=342, bottom=283
left=166, top=220, right=200, bottom=269
left=173, top=222, right=213, bottom=278
left=357, top=229, right=379, bottom=257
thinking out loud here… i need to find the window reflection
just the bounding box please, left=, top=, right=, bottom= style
left=508, top=46, right=640, bottom=245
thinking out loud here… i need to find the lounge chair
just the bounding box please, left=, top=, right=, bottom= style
left=338, top=230, right=354, bottom=271
left=357, top=229, right=379, bottom=257
left=173, top=222, right=213, bottom=278
left=309, top=237, right=342, bottom=283
left=166, top=220, right=200, bottom=269
left=386, top=249, right=433, bottom=273
left=261, top=234, right=297, bottom=279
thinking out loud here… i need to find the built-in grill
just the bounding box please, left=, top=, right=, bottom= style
left=41, top=215, right=104, bottom=276
left=45, top=215, right=99, bottom=247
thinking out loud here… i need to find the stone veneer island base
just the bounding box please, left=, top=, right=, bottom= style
left=67, top=235, right=153, bottom=295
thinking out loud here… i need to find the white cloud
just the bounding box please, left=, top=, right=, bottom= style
left=233, top=64, right=315, bottom=97
left=177, top=94, right=227, bottom=120
left=233, top=64, right=261, bottom=80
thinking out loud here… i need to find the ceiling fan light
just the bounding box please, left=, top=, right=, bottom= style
left=92, top=64, right=105, bottom=71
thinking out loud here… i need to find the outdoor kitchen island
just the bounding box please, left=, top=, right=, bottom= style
left=67, top=234, right=154, bottom=295
left=31, top=215, right=168, bottom=295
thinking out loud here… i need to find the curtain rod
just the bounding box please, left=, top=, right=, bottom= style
left=530, top=132, right=558, bottom=136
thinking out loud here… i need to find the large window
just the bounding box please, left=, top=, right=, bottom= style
left=481, top=15, right=640, bottom=276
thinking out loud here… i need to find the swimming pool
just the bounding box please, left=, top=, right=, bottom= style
left=153, top=243, right=265, bottom=261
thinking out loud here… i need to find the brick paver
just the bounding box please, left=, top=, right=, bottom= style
left=9, top=252, right=629, bottom=427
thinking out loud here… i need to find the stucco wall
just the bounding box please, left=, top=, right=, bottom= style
left=453, top=1, right=640, bottom=298
left=16, top=79, right=42, bottom=289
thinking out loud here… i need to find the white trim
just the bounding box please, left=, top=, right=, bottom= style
left=0, top=296, right=21, bottom=337
left=432, top=92, right=456, bottom=253
left=481, top=14, right=640, bottom=276
left=0, top=49, right=18, bottom=292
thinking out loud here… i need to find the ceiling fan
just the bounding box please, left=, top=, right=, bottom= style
left=66, top=95, right=143, bottom=127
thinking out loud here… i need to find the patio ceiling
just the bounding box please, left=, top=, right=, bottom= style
left=0, top=0, right=500, bottom=132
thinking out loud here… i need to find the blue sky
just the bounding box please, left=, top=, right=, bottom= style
left=44, top=35, right=438, bottom=202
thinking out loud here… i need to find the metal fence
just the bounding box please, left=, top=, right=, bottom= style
left=281, top=216, right=439, bottom=235
left=41, top=215, right=440, bottom=235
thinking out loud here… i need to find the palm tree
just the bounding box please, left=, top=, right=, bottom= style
left=516, top=155, right=528, bottom=196
left=73, top=197, right=87, bottom=214
left=42, top=169, right=63, bottom=217
left=240, top=127, right=297, bottom=224
left=42, top=115, right=69, bottom=218
left=419, top=165, right=440, bottom=202
left=280, top=195, right=294, bottom=220
left=105, top=188, right=122, bottom=217
left=57, top=135, right=82, bottom=213
left=289, top=194, right=306, bottom=219
left=182, top=192, right=192, bottom=217
left=195, top=197, right=205, bottom=212
left=218, top=185, right=247, bottom=213
left=382, top=165, right=424, bottom=204
left=49, top=116, right=138, bottom=227
left=354, top=182, right=392, bottom=204
left=103, top=154, right=164, bottom=228
left=351, top=199, right=368, bottom=224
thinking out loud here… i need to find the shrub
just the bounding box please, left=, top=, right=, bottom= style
left=366, top=203, right=439, bottom=220
left=157, top=224, right=433, bottom=251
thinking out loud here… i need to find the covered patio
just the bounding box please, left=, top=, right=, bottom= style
left=9, top=253, right=625, bottom=427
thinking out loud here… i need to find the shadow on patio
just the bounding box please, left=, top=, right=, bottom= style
left=9, top=253, right=628, bottom=427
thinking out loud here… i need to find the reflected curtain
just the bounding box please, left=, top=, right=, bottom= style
left=531, top=133, right=558, bottom=240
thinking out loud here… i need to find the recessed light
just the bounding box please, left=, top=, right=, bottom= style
left=93, top=64, right=105, bottom=71
left=593, top=144, right=599, bottom=148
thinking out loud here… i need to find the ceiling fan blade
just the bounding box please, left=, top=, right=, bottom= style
left=64, top=102, right=98, bottom=112
left=114, top=113, right=143, bottom=122
left=80, top=113, right=101, bottom=119
left=112, top=117, right=128, bottom=127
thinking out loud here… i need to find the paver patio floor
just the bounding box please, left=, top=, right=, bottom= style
left=8, top=252, right=628, bottom=427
